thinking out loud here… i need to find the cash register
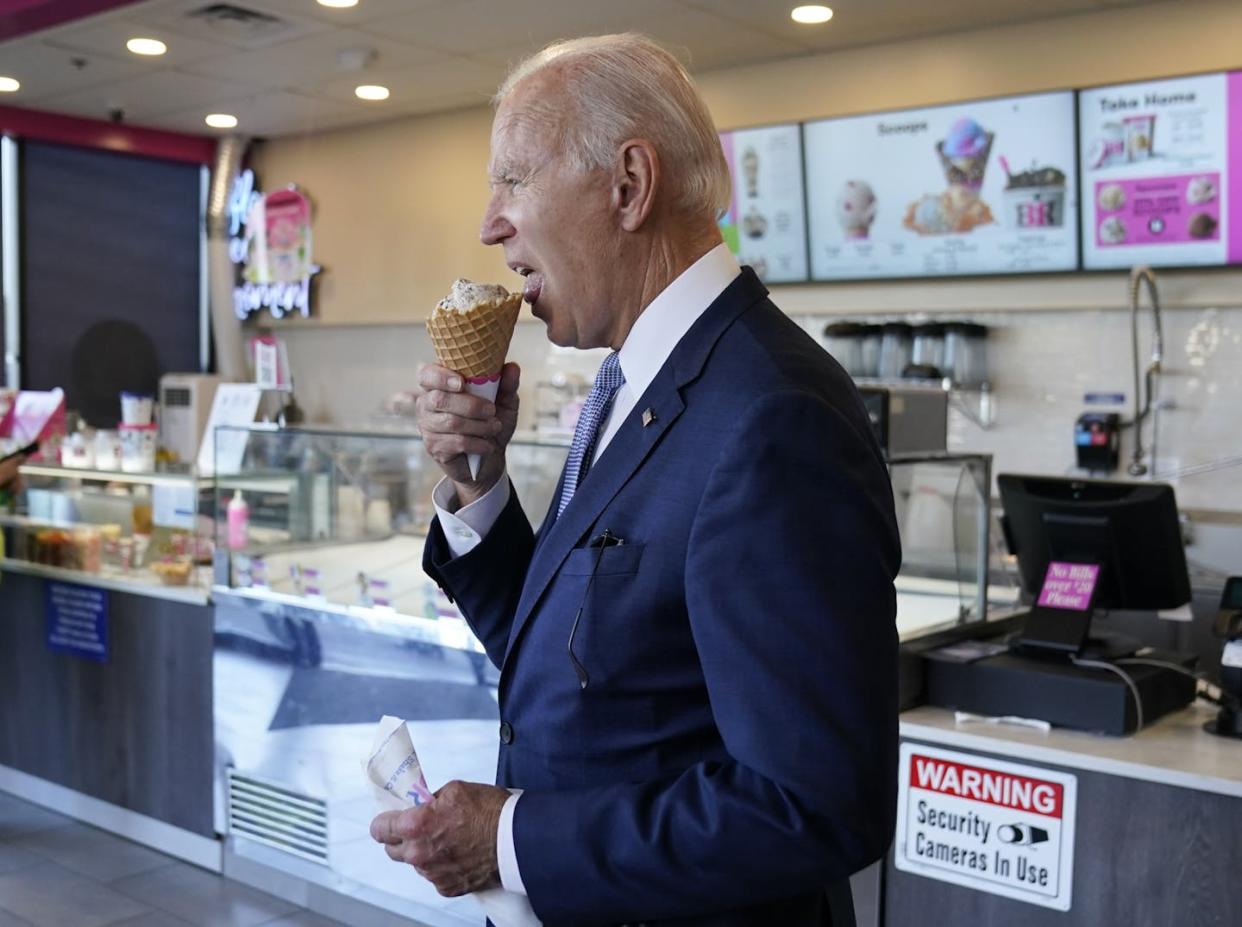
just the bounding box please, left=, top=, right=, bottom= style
left=925, top=474, right=1198, bottom=735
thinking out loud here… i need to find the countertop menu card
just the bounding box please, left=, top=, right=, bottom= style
left=1079, top=71, right=1242, bottom=269
left=804, top=91, right=1079, bottom=279
left=718, top=124, right=809, bottom=283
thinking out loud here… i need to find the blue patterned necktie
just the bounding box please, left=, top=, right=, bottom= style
left=558, top=351, right=625, bottom=516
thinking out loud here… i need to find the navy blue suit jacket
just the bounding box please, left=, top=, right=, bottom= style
left=425, top=268, right=901, bottom=926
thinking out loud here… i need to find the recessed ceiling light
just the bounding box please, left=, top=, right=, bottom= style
left=126, top=37, right=167, bottom=56
left=791, top=5, right=834, bottom=24
left=0, top=77, right=20, bottom=93
left=318, top=0, right=359, bottom=8
left=355, top=84, right=390, bottom=101
left=205, top=113, right=238, bottom=129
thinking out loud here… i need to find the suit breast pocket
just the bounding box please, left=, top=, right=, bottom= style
left=561, top=542, right=675, bottom=696
left=561, top=542, right=645, bottom=577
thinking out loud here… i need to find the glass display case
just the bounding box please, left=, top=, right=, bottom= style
left=887, top=451, right=1007, bottom=640
left=211, top=425, right=568, bottom=623
left=209, top=427, right=569, bottom=926
left=0, top=462, right=213, bottom=601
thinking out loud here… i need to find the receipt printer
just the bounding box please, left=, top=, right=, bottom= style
left=1207, top=576, right=1242, bottom=739
left=1075, top=412, right=1120, bottom=473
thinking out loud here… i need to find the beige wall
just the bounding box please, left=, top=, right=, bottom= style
left=250, top=105, right=500, bottom=326
left=250, top=0, right=1242, bottom=325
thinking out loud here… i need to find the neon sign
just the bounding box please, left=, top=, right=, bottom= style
left=227, top=169, right=321, bottom=320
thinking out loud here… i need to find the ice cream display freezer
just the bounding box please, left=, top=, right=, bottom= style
left=207, top=429, right=999, bottom=922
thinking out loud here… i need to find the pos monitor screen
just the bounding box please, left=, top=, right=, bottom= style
left=998, top=474, right=1191, bottom=655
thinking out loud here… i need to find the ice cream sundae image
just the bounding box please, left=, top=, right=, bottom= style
left=835, top=180, right=877, bottom=240
left=903, top=117, right=996, bottom=235
left=742, top=206, right=768, bottom=239
left=1099, top=215, right=1127, bottom=245
left=1187, top=176, right=1217, bottom=205
left=741, top=147, right=760, bottom=198
left=1003, top=164, right=1066, bottom=228
left=936, top=117, right=994, bottom=191
left=1098, top=183, right=1126, bottom=212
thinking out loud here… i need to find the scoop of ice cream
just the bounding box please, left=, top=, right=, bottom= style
left=1187, top=177, right=1217, bottom=205
left=1098, top=184, right=1126, bottom=211
left=1188, top=212, right=1218, bottom=239
left=435, top=278, right=513, bottom=313
left=913, top=194, right=951, bottom=234
left=943, top=118, right=990, bottom=159
left=1099, top=216, right=1126, bottom=244
left=836, top=180, right=877, bottom=231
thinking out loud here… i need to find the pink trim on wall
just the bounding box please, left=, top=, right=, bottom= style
left=0, top=104, right=216, bottom=165
left=0, top=0, right=144, bottom=42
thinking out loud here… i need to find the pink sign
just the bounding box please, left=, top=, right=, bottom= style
left=1228, top=71, right=1242, bottom=263
left=1037, top=562, right=1100, bottom=612
left=1094, top=172, right=1221, bottom=247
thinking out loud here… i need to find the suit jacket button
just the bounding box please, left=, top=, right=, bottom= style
left=499, top=721, right=514, bottom=745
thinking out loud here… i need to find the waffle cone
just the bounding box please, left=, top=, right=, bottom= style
left=427, top=291, right=522, bottom=379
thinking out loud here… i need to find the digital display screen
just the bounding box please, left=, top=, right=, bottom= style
left=804, top=91, right=1079, bottom=280
left=718, top=123, right=809, bottom=283
left=1079, top=71, right=1242, bottom=269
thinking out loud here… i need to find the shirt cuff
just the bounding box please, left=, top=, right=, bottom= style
left=432, top=473, right=511, bottom=558
left=497, top=790, right=527, bottom=895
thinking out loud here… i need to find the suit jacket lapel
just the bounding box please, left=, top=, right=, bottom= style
left=502, top=267, right=770, bottom=669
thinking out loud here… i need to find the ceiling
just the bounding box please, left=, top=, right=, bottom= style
left=0, top=0, right=1156, bottom=138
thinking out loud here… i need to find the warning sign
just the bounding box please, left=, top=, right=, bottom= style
left=895, top=743, right=1077, bottom=911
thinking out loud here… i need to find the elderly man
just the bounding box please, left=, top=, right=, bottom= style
left=372, top=33, right=900, bottom=927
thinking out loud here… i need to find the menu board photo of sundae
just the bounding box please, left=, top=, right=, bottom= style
left=804, top=91, right=1078, bottom=279
left=1079, top=71, right=1242, bottom=269
left=718, top=123, right=809, bottom=283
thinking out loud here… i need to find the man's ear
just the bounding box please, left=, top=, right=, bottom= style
left=612, top=139, right=660, bottom=232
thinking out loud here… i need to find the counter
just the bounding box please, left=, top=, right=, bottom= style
left=0, top=462, right=219, bottom=867
left=886, top=704, right=1242, bottom=926
left=0, top=570, right=218, bottom=870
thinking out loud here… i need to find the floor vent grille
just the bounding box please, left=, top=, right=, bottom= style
left=226, top=769, right=328, bottom=865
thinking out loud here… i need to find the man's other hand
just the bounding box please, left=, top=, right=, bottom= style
left=370, top=780, right=510, bottom=896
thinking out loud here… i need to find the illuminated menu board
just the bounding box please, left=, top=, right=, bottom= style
left=804, top=91, right=1079, bottom=279
left=718, top=123, right=809, bottom=283
left=1079, top=71, right=1242, bottom=269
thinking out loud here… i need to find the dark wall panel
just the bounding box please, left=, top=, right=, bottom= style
left=21, top=141, right=200, bottom=426
left=0, top=572, right=215, bottom=836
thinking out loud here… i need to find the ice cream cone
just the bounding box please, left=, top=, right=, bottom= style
left=426, top=280, right=522, bottom=479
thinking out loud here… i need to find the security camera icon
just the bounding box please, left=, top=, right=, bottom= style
left=998, top=824, right=1049, bottom=846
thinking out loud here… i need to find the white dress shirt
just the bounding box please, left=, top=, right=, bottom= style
left=431, top=242, right=741, bottom=895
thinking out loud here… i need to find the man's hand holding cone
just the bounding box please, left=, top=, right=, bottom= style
left=419, top=279, right=523, bottom=505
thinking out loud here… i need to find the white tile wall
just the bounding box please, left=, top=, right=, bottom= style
left=276, top=303, right=1242, bottom=514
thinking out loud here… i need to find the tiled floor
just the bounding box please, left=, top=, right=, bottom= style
left=0, top=791, right=344, bottom=927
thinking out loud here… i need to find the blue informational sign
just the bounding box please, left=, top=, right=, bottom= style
left=46, top=581, right=109, bottom=662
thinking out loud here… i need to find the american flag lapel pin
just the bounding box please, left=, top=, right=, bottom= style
left=641, top=408, right=656, bottom=427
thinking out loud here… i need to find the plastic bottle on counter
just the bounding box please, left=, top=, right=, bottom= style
left=226, top=489, right=250, bottom=551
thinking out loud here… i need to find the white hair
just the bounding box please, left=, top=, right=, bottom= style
left=494, top=33, right=731, bottom=222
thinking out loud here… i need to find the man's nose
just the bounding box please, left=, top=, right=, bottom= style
left=480, top=198, right=514, bottom=246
